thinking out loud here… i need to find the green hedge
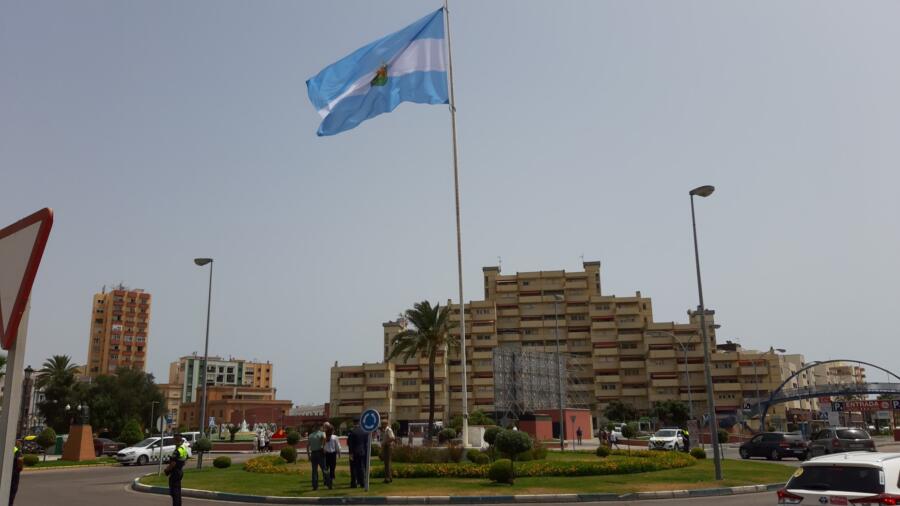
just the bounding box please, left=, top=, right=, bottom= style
left=370, top=452, right=696, bottom=479
left=213, top=456, right=232, bottom=468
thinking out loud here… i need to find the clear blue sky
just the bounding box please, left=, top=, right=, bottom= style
left=3, top=1, right=900, bottom=405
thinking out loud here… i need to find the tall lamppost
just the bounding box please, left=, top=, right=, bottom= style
left=688, top=184, right=722, bottom=480
left=194, top=257, right=214, bottom=466
left=553, top=294, right=565, bottom=451
left=18, top=366, right=34, bottom=438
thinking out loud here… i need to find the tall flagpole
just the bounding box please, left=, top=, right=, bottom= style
left=443, top=0, right=469, bottom=448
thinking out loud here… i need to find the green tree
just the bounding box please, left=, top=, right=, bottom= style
left=387, top=301, right=457, bottom=440
left=602, top=400, right=638, bottom=423
left=194, top=438, right=212, bottom=469
left=35, top=355, right=79, bottom=389
left=86, top=367, right=164, bottom=436
left=495, top=430, right=532, bottom=477
left=35, top=355, right=84, bottom=433
left=36, top=427, right=57, bottom=462
left=119, top=419, right=143, bottom=445
left=650, top=400, right=690, bottom=428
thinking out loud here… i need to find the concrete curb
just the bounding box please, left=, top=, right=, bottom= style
left=131, top=477, right=785, bottom=503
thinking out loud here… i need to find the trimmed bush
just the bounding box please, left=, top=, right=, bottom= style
left=279, top=446, right=297, bottom=463
left=370, top=443, right=381, bottom=458
left=717, top=429, right=729, bottom=444
left=596, top=445, right=611, bottom=458
left=488, top=459, right=514, bottom=484
left=622, top=422, right=638, bottom=439
left=286, top=431, right=300, bottom=446
left=690, top=447, right=706, bottom=459
left=23, top=454, right=39, bottom=467
left=119, top=419, right=143, bottom=446
left=438, top=428, right=457, bottom=443
left=194, top=438, right=212, bottom=453
left=495, top=430, right=533, bottom=460
left=483, top=427, right=502, bottom=446
left=467, top=449, right=490, bottom=465
left=213, top=456, right=232, bottom=468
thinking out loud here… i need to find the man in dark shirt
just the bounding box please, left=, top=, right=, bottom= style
left=346, top=419, right=368, bottom=488
left=164, top=434, right=189, bottom=506
left=9, top=439, right=23, bottom=506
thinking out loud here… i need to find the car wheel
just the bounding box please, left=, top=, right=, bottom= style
left=770, top=449, right=781, bottom=461
left=137, top=455, right=149, bottom=466
left=739, top=448, right=750, bottom=459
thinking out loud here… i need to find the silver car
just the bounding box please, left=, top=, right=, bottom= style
left=807, top=427, right=875, bottom=457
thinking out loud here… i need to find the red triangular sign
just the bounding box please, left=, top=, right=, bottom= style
left=0, top=208, right=53, bottom=350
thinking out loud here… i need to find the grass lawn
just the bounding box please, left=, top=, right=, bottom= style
left=28, top=457, right=117, bottom=469
left=140, top=457, right=794, bottom=497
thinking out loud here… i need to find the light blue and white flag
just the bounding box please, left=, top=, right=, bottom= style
left=306, top=8, right=448, bottom=136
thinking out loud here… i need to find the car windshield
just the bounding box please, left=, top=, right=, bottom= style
left=654, top=430, right=677, bottom=437
left=133, top=438, right=157, bottom=448
left=836, top=429, right=869, bottom=440
left=788, top=465, right=883, bottom=494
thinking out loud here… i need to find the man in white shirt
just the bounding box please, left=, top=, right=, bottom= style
left=323, top=422, right=341, bottom=490
left=381, top=421, right=396, bottom=483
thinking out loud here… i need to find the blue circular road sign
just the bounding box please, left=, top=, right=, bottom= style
left=361, top=409, right=381, bottom=433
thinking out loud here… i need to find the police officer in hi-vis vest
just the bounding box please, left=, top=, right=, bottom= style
left=164, top=434, right=189, bottom=506
left=9, top=439, right=24, bottom=505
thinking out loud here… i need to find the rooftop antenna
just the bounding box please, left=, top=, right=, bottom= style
left=497, top=256, right=502, bottom=271
left=579, top=253, right=584, bottom=265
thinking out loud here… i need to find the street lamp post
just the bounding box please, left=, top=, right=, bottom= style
left=553, top=294, right=565, bottom=452
left=688, top=184, right=722, bottom=480
left=194, top=257, right=214, bottom=469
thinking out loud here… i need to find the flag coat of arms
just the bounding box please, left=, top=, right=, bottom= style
left=306, top=8, right=448, bottom=136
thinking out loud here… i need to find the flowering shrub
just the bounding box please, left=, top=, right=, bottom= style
left=244, top=455, right=296, bottom=474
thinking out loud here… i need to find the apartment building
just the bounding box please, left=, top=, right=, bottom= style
left=168, top=355, right=274, bottom=405
left=330, top=261, right=801, bottom=428
left=86, top=286, right=151, bottom=377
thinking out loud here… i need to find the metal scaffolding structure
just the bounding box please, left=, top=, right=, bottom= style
left=492, top=348, right=592, bottom=421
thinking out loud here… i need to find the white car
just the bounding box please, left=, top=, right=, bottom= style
left=776, top=451, right=900, bottom=505
left=648, top=429, right=686, bottom=451
left=116, top=436, right=192, bottom=466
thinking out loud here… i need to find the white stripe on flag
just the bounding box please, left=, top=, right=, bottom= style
left=317, top=38, right=446, bottom=118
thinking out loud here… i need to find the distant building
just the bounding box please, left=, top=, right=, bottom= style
left=168, top=355, right=274, bottom=405
left=86, top=286, right=151, bottom=377
left=330, top=261, right=813, bottom=433
left=178, top=385, right=291, bottom=429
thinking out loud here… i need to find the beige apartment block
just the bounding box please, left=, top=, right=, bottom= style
left=168, top=354, right=274, bottom=405
left=330, top=261, right=803, bottom=428
left=86, top=286, right=151, bottom=377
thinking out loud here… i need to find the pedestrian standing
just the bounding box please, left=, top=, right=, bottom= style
left=306, top=424, right=327, bottom=490
left=346, top=419, right=368, bottom=488
left=323, top=423, right=341, bottom=489
left=9, top=439, right=23, bottom=505
left=380, top=421, right=395, bottom=483
left=258, top=429, right=267, bottom=453
left=609, top=430, right=619, bottom=449
left=576, top=426, right=583, bottom=446
left=164, top=434, right=189, bottom=506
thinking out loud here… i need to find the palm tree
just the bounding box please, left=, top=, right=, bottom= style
left=387, top=301, right=457, bottom=441
left=0, top=354, right=6, bottom=379
left=36, top=354, right=78, bottom=389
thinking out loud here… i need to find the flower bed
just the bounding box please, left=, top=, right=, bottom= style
left=243, top=449, right=695, bottom=479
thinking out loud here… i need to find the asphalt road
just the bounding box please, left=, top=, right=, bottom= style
left=14, top=457, right=781, bottom=506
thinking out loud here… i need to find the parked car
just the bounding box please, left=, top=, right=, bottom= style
left=115, top=436, right=192, bottom=466
left=179, top=431, right=202, bottom=445
left=648, top=429, right=686, bottom=451
left=93, top=438, right=126, bottom=457
left=776, top=452, right=900, bottom=505
left=740, top=432, right=808, bottom=461
left=807, top=427, right=875, bottom=457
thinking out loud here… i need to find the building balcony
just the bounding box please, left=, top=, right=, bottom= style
left=497, top=308, right=519, bottom=317
left=617, top=318, right=644, bottom=329
left=622, top=387, right=648, bottom=397
left=620, top=360, right=645, bottom=369
left=647, top=363, right=677, bottom=373
left=648, top=349, right=676, bottom=359
left=519, top=295, right=542, bottom=304
left=364, top=390, right=390, bottom=399
left=340, top=377, right=364, bottom=386
left=594, top=374, right=621, bottom=383
left=713, top=383, right=742, bottom=392
left=651, top=378, right=680, bottom=388
left=592, top=321, right=616, bottom=330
